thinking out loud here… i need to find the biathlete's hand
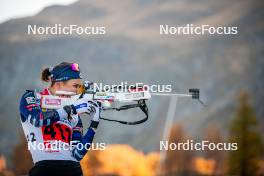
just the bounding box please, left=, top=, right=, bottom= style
left=71, top=98, right=93, bottom=115
left=88, top=101, right=102, bottom=129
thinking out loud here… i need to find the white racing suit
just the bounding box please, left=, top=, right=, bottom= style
left=19, top=88, right=96, bottom=163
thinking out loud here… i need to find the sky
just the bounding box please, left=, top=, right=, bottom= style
left=0, top=0, right=78, bottom=23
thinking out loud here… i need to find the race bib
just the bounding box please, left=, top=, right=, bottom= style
left=42, top=122, right=72, bottom=144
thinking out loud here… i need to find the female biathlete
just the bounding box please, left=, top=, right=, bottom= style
left=19, top=62, right=100, bottom=176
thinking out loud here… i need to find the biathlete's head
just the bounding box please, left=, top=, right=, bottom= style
left=41, top=62, right=84, bottom=96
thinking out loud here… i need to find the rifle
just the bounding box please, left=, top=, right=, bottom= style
left=41, top=81, right=205, bottom=125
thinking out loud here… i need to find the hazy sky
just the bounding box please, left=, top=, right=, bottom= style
left=0, top=0, right=78, bottom=23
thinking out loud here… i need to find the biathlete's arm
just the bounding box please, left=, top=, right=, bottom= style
left=71, top=121, right=98, bottom=161
left=71, top=116, right=83, bottom=142
left=72, top=101, right=101, bottom=161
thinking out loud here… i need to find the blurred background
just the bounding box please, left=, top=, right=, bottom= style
left=0, top=0, right=263, bottom=175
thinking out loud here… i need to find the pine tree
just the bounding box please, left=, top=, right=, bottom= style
left=228, top=91, right=263, bottom=176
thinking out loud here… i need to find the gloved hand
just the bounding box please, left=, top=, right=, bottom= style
left=71, top=98, right=93, bottom=115
left=88, top=101, right=102, bottom=129
left=69, top=114, right=79, bottom=127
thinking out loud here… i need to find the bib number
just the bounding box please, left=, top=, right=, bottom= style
left=42, top=123, right=72, bottom=143
left=26, top=132, right=36, bottom=142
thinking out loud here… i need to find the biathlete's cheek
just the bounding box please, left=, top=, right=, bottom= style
left=67, top=86, right=77, bottom=92
left=72, top=88, right=79, bottom=94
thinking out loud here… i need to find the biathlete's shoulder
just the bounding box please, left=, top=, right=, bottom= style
left=20, top=90, right=38, bottom=106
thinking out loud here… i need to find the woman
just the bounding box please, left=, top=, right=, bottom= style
left=19, top=62, right=100, bottom=176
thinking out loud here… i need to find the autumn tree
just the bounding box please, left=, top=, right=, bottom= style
left=228, top=91, right=263, bottom=176
left=81, top=145, right=159, bottom=176
left=163, top=124, right=194, bottom=176
left=203, top=123, right=226, bottom=175
left=12, top=133, right=33, bottom=175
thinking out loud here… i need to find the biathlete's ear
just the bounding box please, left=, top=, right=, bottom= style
left=56, top=82, right=64, bottom=89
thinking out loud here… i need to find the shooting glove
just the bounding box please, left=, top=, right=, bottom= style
left=63, top=98, right=93, bottom=119
left=88, top=101, right=102, bottom=129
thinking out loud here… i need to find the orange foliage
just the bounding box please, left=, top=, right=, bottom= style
left=258, top=160, right=264, bottom=175
left=193, top=157, right=215, bottom=175
left=81, top=144, right=159, bottom=176
left=0, top=155, right=6, bottom=172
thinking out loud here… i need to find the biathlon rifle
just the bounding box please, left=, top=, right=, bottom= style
left=41, top=81, right=205, bottom=125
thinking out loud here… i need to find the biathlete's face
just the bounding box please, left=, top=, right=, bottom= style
left=55, top=79, right=83, bottom=95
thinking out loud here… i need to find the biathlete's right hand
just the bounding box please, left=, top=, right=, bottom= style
left=63, top=99, right=102, bottom=123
